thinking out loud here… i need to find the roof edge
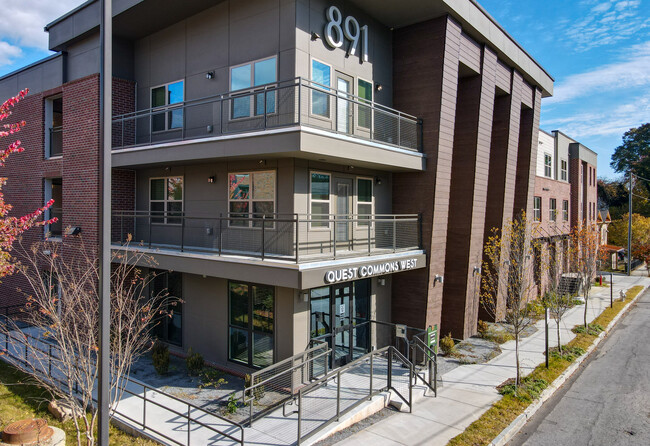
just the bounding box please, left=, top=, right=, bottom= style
left=45, top=0, right=97, bottom=31
left=0, top=52, right=63, bottom=83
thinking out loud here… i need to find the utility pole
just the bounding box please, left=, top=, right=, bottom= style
left=627, top=171, right=632, bottom=276
left=98, top=0, right=112, bottom=444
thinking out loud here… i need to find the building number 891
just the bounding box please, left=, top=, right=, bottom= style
left=324, top=6, right=369, bottom=63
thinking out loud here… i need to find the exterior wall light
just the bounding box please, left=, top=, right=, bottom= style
left=302, top=291, right=309, bottom=302
left=206, top=71, right=215, bottom=80
left=375, top=176, right=382, bottom=185
left=473, top=266, right=481, bottom=276
left=207, top=176, right=216, bottom=184
left=434, top=275, right=444, bottom=284
left=375, top=83, right=383, bottom=91
left=65, top=226, right=82, bottom=236
left=378, top=277, right=386, bottom=286
left=311, top=32, right=321, bottom=41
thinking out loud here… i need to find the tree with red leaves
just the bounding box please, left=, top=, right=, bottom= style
left=0, top=90, right=55, bottom=279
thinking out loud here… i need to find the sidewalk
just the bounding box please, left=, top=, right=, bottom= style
left=333, top=274, right=650, bottom=446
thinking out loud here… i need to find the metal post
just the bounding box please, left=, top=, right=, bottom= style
left=333, top=219, right=337, bottom=259
left=297, top=80, right=301, bottom=124
left=297, top=390, right=302, bottom=445
left=433, top=353, right=438, bottom=397
left=367, top=218, right=371, bottom=255
left=545, top=307, right=549, bottom=368
left=180, top=215, right=185, bottom=252
left=369, top=352, right=373, bottom=400
left=261, top=215, right=266, bottom=260
left=98, top=0, right=112, bottom=443
left=264, top=89, right=268, bottom=129
left=219, top=213, right=223, bottom=256
left=397, top=114, right=401, bottom=147
left=387, top=348, right=393, bottom=389
left=628, top=171, right=633, bottom=276
left=148, top=215, right=152, bottom=249
left=143, top=387, right=147, bottom=428
left=336, top=371, right=341, bottom=421
left=393, top=217, right=397, bottom=252
left=408, top=363, right=413, bottom=413
left=187, top=406, right=191, bottom=445
left=295, top=216, right=300, bottom=263
left=610, top=273, right=613, bottom=308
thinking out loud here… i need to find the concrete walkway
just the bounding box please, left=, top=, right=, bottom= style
left=334, top=274, right=650, bottom=446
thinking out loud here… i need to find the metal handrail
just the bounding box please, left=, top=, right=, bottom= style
left=111, top=76, right=422, bottom=152
left=0, top=328, right=244, bottom=446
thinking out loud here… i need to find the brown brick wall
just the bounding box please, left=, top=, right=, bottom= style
left=533, top=176, right=571, bottom=237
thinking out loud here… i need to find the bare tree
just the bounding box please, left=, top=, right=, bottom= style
left=569, top=224, right=604, bottom=330
left=541, top=238, right=573, bottom=354
left=481, top=212, right=540, bottom=386
left=0, top=236, right=180, bottom=446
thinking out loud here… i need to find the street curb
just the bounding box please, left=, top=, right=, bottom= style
left=489, top=283, right=648, bottom=446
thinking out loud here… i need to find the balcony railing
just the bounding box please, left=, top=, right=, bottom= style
left=49, top=126, right=63, bottom=157
left=111, top=211, right=422, bottom=263
left=112, top=78, right=422, bottom=152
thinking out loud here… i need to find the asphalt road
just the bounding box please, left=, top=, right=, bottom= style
left=509, top=287, right=650, bottom=446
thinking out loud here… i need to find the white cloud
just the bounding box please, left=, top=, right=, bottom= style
left=563, top=0, right=649, bottom=51
left=546, top=41, right=650, bottom=104
left=0, top=0, right=86, bottom=49
left=542, top=92, right=650, bottom=139
left=0, top=40, right=22, bottom=65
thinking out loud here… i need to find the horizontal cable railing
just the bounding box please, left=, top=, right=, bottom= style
left=111, top=211, right=422, bottom=263
left=112, top=77, right=422, bottom=152
left=0, top=327, right=244, bottom=446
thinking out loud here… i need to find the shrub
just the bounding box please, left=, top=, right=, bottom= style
left=573, top=323, right=604, bottom=336
left=186, top=348, right=205, bottom=376
left=227, top=393, right=239, bottom=414
left=199, top=367, right=227, bottom=389
left=440, top=333, right=455, bottom=355
left=152, top=342, right=170, bottom=375
left=526, top=299, right=546, bottom=318
left=477, top=320, right=489, bottom=338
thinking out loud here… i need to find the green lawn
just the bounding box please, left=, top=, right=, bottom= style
left=0, top=360, right=156, bottom=445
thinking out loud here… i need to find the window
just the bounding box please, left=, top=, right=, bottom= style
left=357, top=178, right=373, bottom=226
left=45, top=96, right=62, bottom=158
left=533, top=196, right=541, bottom=222
left=311, top=59, right=331, bottom=118
left=229, top=281, right=274, bottom=368
left=310, top=172, right=331, bottom=228
left=544, top=154, right=552, bottom=177
left=151, top=81, right=184, bottom=132
left=549, top=198, right=557, bottom=222
left=357, top=78, right=372, bottom=129
left=563, top=200, right=569, bottom=221
left=228, top=171, right=275, bottom=227
left=45, top=178, right=62, bottom=238
left=560, top=160, right=568, bottom=181
left=150, top=177, right=183, bottom=224
left=151, top=271, right=182, bottom=346
left=230, top=57, right=277, bottom=119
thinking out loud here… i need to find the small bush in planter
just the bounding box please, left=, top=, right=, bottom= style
left=186, top=348, right=205, bottom=376
left=477, top=320, right=489, bottom=338
left=152, top=342, right=170, bottom=375
left=439, top=333, right=455, bottom=355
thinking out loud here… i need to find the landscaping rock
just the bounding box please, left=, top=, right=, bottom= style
left=47, top=400, right=81, bottom=423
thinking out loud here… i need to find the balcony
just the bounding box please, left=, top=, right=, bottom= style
left=111, top=78, right=422, bottom=164
left=111, top=211, right=422, bottom=264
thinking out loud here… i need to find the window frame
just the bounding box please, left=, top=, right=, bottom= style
left=227, top=280, right=275, bottom=368
left=533, top=196, right=542, bottom=222
left=544, top=153, right=552, bottom=178
left=309, top=171, right=332, bottom=230
left=355, top=176, right=374, bottom=228
left=151, top=270, right=183, bottom=347
left=563, top=200, right=569, bottom=221
left=150, top=80, right=185, bottom=133
left=356, top=77, right=373, bottom=130
left=44, top=177, right=63, bottom=240
left=560, top=159, right=568, bottom=181
left=227, top=170, right=276, bottom=229
left=229, top=56, right=278, bottom=120
left=310, top=58, right=333, bottom=120
left=549, top=198, right=557, bottom=222
left=149, top=176, right=184, bottom=225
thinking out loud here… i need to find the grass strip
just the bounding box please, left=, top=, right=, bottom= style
left=448, top=285, right=644, bottom=446
left=0, top=360, right=156, bottom=445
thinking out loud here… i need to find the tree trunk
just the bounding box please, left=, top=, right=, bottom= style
left=515, top=332, right=520, bottom=386
left=556, top=319, right=562, bottom=354
left=583, top=288, right=589, bottom=329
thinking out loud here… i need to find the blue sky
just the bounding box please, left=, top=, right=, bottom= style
left=1, top=0, right=648, bottom=179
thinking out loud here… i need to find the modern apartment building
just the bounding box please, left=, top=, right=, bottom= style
left=532, top=129, right=598, bottom=294
left=0, top=0, right=553, bottom=372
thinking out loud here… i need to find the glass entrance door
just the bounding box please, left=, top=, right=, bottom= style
left=333, top=283, right=352, bottom=366
left=336, top=73, right=353, bottom=134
